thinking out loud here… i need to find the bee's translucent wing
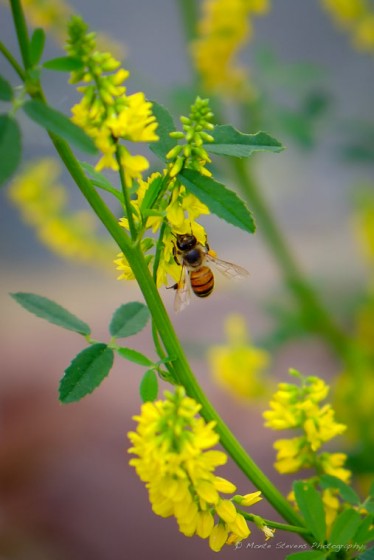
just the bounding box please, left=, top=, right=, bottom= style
left=174, top=267, right=191, bottom=312
left=205, top=254, right=249, bottom=279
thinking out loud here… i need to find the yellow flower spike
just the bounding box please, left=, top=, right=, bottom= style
left=209, top=522, right=229, bottom=552
left=265, top=370, right=351, bottom=480
left=128, top=387, right=253, bottom=550
left=196, top=510, right=215, bottom=539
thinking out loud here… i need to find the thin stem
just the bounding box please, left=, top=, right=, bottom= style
left=0, top=41, right=25, bottom=80
left=115, top=146, right=137, bottom=241
left=177, top=0, right=199, bottom=44
left=232, top=158, right=351, bottom=358
left=9, top=0, right=31, bottom=70
left=239, top=511, right=312, bottom=536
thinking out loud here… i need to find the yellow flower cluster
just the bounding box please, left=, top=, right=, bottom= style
left=116, top=98, right=215, bottom=287
left=191, top=0, right=270, bottom=98
left=208, top=314, right=270, bottom=400
left=321, top=0, right=374, bottom=53
left=128, top=387, right=263, bottom=551
left=263, top=369, right=351, bottom=483
left=8, top=159, right=114, bottom=266
left=66, top=16, right=158, bottom=179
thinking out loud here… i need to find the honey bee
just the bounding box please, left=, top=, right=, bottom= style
left=170, top=233, right=249, bottom=312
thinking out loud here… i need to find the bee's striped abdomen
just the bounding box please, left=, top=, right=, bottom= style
left=190, top=266, right=214, bottom=298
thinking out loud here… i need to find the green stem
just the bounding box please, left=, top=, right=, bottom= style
left=239, top=511, right=312, bottom=536
left=232, top=158, right=350, bottom=358
left=115, top=146, right=137, bottom=241
left=9, top=0, right=31, bottom=70
left=177, top=0, right=199, bottom=44
left=0, top=41, right=25, bottom=80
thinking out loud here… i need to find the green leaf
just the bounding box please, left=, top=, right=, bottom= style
left=365, top=502, right=374, bottom=515
left=293, top=481, right=326, bottom=542
left=286, top=551, right=327, bottom=560
left=149, top=101, right=176, bottom=160
left=0, top=114, right=21, bottom=187
left=320, top=475, right=360, bottom=505
left=11, top=292, right=91, bottom=335
left=80, top=161, right=123, bottom=202
left=43, top=56, right=84, bottom=72
left=22, top=99, right=97, bottom=154
left=354, top=514, right=374, bottom=545
left=357, top=547, right=374, bottom=560
left=369, top=481, right=374, bottom=499
left=109, top=302, right=150, bottom=338
left=59, top=343, right=114, bottom=403
left=140, top=173, right=165, bottom=212
left=117, top=347, right=154, bottom=367
left=180, top=169, right=255, bottom=233
left=0, top=76, right=13, bottom=101
left=29, top=28, right=46, bottom=66
left=139, top=370, right=158, bottom=402
left=329, top=508, right=362, bottom=546
left=204, top=125, right=284, bottom=158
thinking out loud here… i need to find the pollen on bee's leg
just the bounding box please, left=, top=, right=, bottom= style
left=208, top=249, right=217, bottom=258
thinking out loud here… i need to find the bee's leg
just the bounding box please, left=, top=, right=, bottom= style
left=172, top=243, right=180, bottom=266
left=166, top=282, right=178, bottom=290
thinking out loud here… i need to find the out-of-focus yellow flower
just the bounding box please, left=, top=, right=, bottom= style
left=0, top=0, right=125, bottom=57
left=208, top=314, right=270, bottom=400
left=128, top=387, right=261, bottom=551
left=8, top=159, right=114, bottom=266
left=191, top=0, right=269, bottom=99
left=322, top=488, right=340, bottom=535
left=263, top=369, right=351, bottom=482
left=321, top=0, right=374, bottom=54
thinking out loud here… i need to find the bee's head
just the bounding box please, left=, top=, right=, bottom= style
left=176, top=233, right=197, bottom=251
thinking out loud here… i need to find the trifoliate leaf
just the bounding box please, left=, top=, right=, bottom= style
left=117, top=347, right=154, bottom=366
left=23, top=99, right=97, bottom=154
left=149, top=102, right=176, bottom=160
left=43, top=56, right=84, bottom=71
left=109, top=302, right=150, bottom=338
left=0, top=76, right=13, bottom=101
left=139, top=370, right=158, bottom=402
left=0, top=114, right=21, bottom=187
left=204, top=125, right=284, bottom=158
left=180, top=169, right=255, bottom=233
left=30, top=28, right=46, bottom=66
left=11, top=292, right=91, bottom=335
left=293, top=481, right=326, bottom=543
left=59, top=343, right=114, bottom=403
